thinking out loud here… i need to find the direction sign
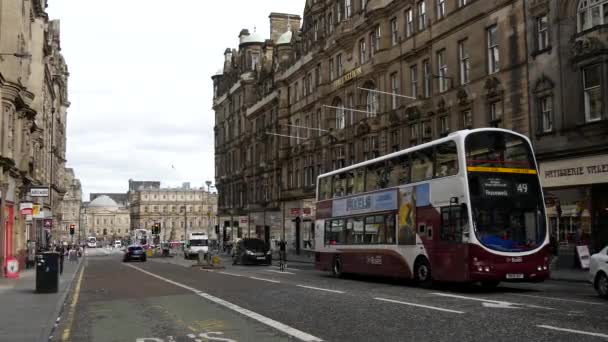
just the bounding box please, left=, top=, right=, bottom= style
left=30, top=187, right=50, bottom=197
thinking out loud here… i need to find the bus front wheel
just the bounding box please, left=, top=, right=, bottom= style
left=414, top=257, right=433, bottom=288
left=332, top=256, right=343, bottom=278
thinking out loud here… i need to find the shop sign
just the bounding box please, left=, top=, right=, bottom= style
left=30, top=187, right=50, bottom=197
left=302, top=207, right=312, bottom=216
left=289, top=208, right=301, bottom=216
left=239, top=216, right=248, bottom=225
left=19, top=202, right=33, bottom=215
left=333, top=67, right=362, bottom=89
left=332, top=189, right=398, bottom=217
left=539, top=154, right=608, bottom=188
left=32, top=204, right=43, bottom=218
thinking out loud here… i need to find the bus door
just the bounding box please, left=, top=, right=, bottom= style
left=432, top=202, right=469, bottom=282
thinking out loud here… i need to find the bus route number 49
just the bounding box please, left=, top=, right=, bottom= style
left=516, top=183, right=528, bottom=194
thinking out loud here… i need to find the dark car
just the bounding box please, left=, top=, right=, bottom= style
left=232, top=238, right=272, bottom=265
left=123, top=245, right=147, bottom=262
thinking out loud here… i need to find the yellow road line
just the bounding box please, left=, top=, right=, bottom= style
left=61, top=266, right=85, bottom=341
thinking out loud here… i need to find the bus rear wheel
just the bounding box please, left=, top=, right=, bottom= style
left=414, top=257, right=433, bottom=288
left=332, top=256, right=343, bottom=278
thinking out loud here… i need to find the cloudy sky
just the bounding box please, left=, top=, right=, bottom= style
left=47, top=0, right=304, bottom=200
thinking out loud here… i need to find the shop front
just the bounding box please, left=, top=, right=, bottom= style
left=283, top=199, right=315, bottom=255
left=539, top=154, right=608, bottom=265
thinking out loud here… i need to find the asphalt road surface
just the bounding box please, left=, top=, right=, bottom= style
left=58, top=251, right=608, bottom=342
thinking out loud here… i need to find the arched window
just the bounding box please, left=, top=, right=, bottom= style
left=334, top=98, right=345, bottom=129
left=578, top=0, right=608, bottom=32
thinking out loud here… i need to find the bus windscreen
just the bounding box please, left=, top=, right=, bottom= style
left=465, top=131, right=546, bottom=253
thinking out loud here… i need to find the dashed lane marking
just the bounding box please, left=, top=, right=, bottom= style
left=125, top=264, right=322, bottom=341
left=218, top=271, right=244, bottom=277
left=250, top=276, right=281, bottom=283
left=271, top=265, right=300, bottom=271
left=537, top=325, right=608, bottom=338
left=374, top=297, right=464, bottom=314
left=296, top=285, right=345, bottom=294
left=267, top=270, right=296, bottom=275
left=511, top=293, right=607, bottom=306
left=431, top=292, right=557, bottom=310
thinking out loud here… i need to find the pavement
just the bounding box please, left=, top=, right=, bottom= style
left=0, top=254, right=83, bottom=342
left=46, top=248, right=608, bottom=342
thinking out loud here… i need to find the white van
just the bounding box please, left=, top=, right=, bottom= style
left=114, top=240, right=122, bottom=249
left=184, top=232, right=209, bottom=259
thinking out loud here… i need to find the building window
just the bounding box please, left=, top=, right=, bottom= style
left=328, top=13, right=334, bottom=34
left=315, top=63, right=321, bottom=86
left=423, top=59, right=431, bottom=97
left=539, top=96, right=553, bottom=133
left=583, top=64, right=602, bottom=122
left=329, top=59, right=334, bottom=81
left=335, top=100, right=346, bottom=129
left=461, top=110, right=473, bottom=128
left=366, top=89, right=378, bottom=117
left=359, top=38, right=367, bottom=64
left=458, top=39, right=470, bottom=85
left=405, top=8, right=414, bottom=37
left=489, top=101, right=503, bottom=123
left=410, top=65, right=418, bottom=98
left=295, top=81, right=299, bottom=101
left=417, top=1, right=426, bottom=31
left=437, top=49, right=448, bottom=93
left=487, top=25, right=499, bottom=74
left=410, top=123, right=419, bottom=140
left=436, top=0, right=445, bottom=20
left=422, top=121, right=432, bottom=139
left=439, top=116, right=449, bottom=134
left=391, top=130, right=400, bottom=152
left=336, top=54, right=343, bottom=76
left=347, top=93, right=355, bottom=125
left=578, top=0, right=608, bottom=32
left=317, top=108, right=323, bottom=137
left=537, top=15, right=549, bottom=50
left=346, top=0, right=352, bottom=18
left=458, top=0, right=469, bottom=7
left=251, top=52, right=260, bottom=70
left=390, top=18, right=398, bottom=46
left=371, top=25, right=381, bottom=55
left=390, top=72, right=399, bottom=110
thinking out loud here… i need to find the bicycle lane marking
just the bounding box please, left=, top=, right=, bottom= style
left=125, top=263, right=323, bottom=342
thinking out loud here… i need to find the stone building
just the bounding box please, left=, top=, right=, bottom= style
left=127, top=181, right=218, bottom=242
left=525, top=0, right=608, bottom=255
left=81, top=195, right=130, bottom=245
left=0, top=0, right=70, bottom=270
left=213, top=0, right=532, bottom=254
left=58, top=168, right=82, bottom=244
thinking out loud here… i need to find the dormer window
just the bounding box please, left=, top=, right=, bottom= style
left=251, top=52, right=260, bottom=71
left=578, top=0, right=608, bottom=32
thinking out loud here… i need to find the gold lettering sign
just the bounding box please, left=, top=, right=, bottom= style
left=333, top=67, right=362, bottom=89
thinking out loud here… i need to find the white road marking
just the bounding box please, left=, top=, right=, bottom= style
left=537, top=325, right=608, bottom=338
left=267, top=270, right=296, bottom=275
left=296, top=285, right=345, bottom=294
left=432, top=292, right=556, bottom=310
left=250, top=276, right=281, bottom=283
left=218, top=271, right=243, bottom=277
left=125, top=264, right=322, bottom=342
left=374, top=297, right=465, bottom=314
left=511, top=293, right=607, bottom=306
left=271, top=266, right=300, bottom=271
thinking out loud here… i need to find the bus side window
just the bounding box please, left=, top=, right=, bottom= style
left=435, top=141, right=458, bottom=178
left=319, top=177, right=328, bottom=200
left=411, top=148, right=434, bottom=182
left=388, top=154, right=410, bottom=187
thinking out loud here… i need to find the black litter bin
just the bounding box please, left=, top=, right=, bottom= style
left=36, top=252, right=60, bottom=293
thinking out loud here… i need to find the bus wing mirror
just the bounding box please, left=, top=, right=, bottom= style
left=450, top=197, right=459, bottom=205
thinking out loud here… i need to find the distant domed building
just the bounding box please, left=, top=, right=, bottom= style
left=81, top=195, right=130, bottom=244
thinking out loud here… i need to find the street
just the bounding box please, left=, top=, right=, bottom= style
left=56, top=251, right=608, bottom=342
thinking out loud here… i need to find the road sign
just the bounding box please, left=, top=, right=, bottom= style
left=30, top=187, right=49, bottom=197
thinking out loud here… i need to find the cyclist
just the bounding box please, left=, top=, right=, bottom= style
left=278, top=239, right=287, bottom=271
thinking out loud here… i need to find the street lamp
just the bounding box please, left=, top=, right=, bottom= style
left=205, top=180, right=212, bottom=193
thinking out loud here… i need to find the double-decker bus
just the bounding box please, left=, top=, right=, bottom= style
left=314, top=128, right=549, bottom=287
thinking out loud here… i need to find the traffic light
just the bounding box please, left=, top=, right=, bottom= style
left=69, top=224, right=75, bottom=235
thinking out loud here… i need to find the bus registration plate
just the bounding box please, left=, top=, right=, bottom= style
left=506, top=273, right=524, bottom=279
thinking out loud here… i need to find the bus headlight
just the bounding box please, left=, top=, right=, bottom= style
left=246, top=250, right=254, bottom=256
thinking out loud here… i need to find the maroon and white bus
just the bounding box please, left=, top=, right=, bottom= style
left=314, top=128, right=550, bottom=287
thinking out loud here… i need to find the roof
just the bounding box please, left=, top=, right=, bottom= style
left=276, top=30, right=293, bottom=45
left=88, top=195, right=119, bottom=208
left=240, top=31, right=265, bottom=45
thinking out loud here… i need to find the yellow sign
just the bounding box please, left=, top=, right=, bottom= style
left=467, top=166, right=537, bottom=175
left=32, top=204, right=41, bottom=217
left=333, top=67, right=362, bottom=89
